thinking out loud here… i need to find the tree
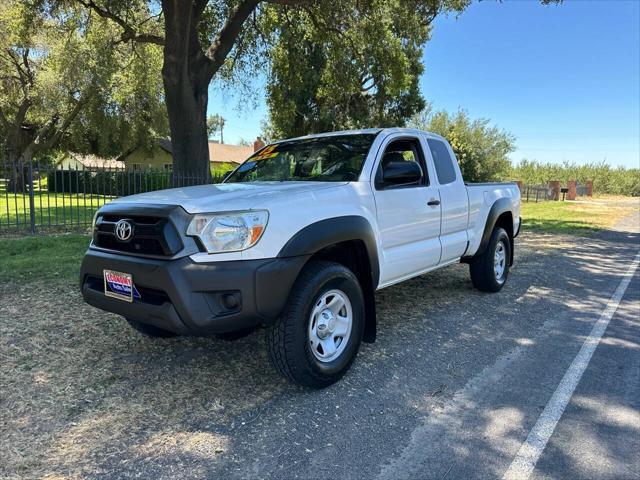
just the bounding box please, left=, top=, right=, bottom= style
left=0, top=1, right=167, bottom=190
left=409, top=107, right=515, bottom=182
left=207, top=113, right=225, bottom=143
left=76, top=0, right=560, bottom=185
left=264, top=1, right=468, bottom=138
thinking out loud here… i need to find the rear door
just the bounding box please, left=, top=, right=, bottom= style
left=372, top=134, right=442, bottom=287
left=425, top=136, right=469, bottom=263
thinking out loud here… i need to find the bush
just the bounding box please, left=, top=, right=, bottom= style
left=46, top=169, right=226, bottom=195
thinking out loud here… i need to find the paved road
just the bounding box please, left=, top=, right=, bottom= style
left=94, top=218, right=638, bottom=479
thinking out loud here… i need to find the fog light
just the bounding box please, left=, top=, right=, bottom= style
left=222, top=293, right=239, bottom=310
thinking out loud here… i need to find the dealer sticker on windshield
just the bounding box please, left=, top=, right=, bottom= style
left=104, top=269, right=141, bottom=303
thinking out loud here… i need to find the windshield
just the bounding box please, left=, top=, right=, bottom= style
left=225, top=134, right=377, bottom=183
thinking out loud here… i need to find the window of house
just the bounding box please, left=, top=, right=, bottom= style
left=132, top=163, right=142, bottom=171
left=163, top=163, right=172, bottom=171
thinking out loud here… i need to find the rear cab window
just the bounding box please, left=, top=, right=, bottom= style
left=427, top=138, right=457, bottom=185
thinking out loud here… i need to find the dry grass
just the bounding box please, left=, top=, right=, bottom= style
left=0, top=280, right=288, bottom=479
left=521, top=197, right=639, bottom=234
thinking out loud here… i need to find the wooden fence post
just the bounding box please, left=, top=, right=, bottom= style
left=548, top=180, right=561, bottom=201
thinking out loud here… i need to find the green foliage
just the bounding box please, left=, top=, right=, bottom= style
left=44, top=168, right=227, bottom=195
left=507, top=159, right=640, bottom=196
left=46, top=169, right=171, bottom=195
left=263, top=0, right=471, bottom=139
left=0, top=0, right=167, bottom=162
left=207, top=114, right=225, bottom=141
left=409, top=107, right=515, bottom=183
left=210, top=161, right=236, bottom=176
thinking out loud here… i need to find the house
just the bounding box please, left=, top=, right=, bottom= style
left=119, top=138, right=262, bottom=172
left=56, top=152, right=125, bottom=171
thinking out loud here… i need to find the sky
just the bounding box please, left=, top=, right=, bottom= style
left=207, top=0, right=640, bottom=168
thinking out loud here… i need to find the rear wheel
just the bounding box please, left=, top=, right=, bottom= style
left=125, top=317, right=178, bottom=338
left=265, top=261, right=365, bottom=388
left=469, top=227, right=511, bottom=292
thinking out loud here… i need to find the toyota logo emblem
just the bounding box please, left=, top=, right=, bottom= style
left=115, top=219, right=134, bottom=242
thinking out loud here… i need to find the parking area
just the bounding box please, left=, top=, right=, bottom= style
left=2, top=214, right=639, bottom=479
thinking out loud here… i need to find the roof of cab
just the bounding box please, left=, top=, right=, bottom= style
left=273, top=127, right=447, bottom=143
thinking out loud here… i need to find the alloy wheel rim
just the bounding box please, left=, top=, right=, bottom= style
left=308, top=289, right=353, bottom=363
left=494, top=240, right=507, bottom=283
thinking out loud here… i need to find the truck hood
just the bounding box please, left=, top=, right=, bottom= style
left=110, top=181, right=347, bottom=213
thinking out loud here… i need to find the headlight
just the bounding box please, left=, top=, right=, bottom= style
left=186, top=210, right=269, bottom=253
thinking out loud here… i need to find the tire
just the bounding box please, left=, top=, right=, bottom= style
left=265, top=260, right=365, bottom=388
left=469, top=227, right=511, bottom=292
left=125, top=317, right=178, bottom=338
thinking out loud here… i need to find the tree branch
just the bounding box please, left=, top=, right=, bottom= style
left=14, top=98, right=31, bottom=130
left=0, top=105, right=10, bottom=131
left=203, top=0, right=313, bottom=77
left=5, top=49, right=31, bottom=95
left=205, top=0, right=261, bottom=73
left=76, top=0, right=164, bottom=45
left=33, top=98, right=85, bottom=153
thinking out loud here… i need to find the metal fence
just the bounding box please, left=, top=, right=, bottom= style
left=521, top=184, right=552, bottom=203
left=0, top=159, right=225, bottom=234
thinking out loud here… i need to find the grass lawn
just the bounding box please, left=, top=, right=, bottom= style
left=520, top=198, right=638, bottom=234
left=0, top=192, right=112, bottom=230
left=0, top=234, right=90, bottom=283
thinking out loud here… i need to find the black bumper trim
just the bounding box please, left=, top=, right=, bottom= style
left=80, top=249, right=309, bottom=335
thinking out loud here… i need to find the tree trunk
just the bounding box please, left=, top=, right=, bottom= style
left=4, top=130, right=34, bottom=193
left=162, top=1, right=212, bottom=187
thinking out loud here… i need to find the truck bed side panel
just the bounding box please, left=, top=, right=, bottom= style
left=465, top=183, right=521, bottom=257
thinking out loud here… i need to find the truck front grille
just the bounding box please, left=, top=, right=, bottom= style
left=93, top=214, right=183, bottom=257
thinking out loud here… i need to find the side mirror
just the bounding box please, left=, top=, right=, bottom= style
left=382, top=161, right=423, bottom=186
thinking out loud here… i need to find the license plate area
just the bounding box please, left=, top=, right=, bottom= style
left=103, top=269, right=141, bottom=303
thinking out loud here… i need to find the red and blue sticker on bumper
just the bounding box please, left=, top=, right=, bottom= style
left=103, top=270, right=141, bottom=302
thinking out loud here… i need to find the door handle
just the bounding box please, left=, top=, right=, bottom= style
left=427, top=199, right=440, bottom=206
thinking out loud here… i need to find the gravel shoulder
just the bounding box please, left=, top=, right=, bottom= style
left=1, top=217, right=639, bottom=479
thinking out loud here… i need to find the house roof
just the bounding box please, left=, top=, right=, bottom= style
left=208, top=142, right=253, bottom=165
left=62, top=153, right=125, bottom=170
left=156, top=139, right=252, bottom=165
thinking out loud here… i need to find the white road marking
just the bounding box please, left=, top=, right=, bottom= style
left=503, top=253, right=640, bottom=480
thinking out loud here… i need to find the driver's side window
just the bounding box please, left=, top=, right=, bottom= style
left=375, top=138, right=428, bottom=189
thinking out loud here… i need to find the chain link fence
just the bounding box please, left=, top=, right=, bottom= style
left=0, top=159, right=225, bottom=234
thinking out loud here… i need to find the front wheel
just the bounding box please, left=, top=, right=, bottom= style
left=469, top=227, right=511, bottom=292
left=265, top=261, right=365, bottom=388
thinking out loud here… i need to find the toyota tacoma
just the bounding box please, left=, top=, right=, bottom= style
left=80, top=128, right=521, bottom=387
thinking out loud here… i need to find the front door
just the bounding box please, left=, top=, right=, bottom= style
left=373, top=135, right=442, bottom=287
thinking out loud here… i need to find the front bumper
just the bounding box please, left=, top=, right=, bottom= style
left=80, top=249, right=308, bottom=335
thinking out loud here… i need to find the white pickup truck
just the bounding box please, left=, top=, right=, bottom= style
left=81, top=128, right=521, bottom=387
